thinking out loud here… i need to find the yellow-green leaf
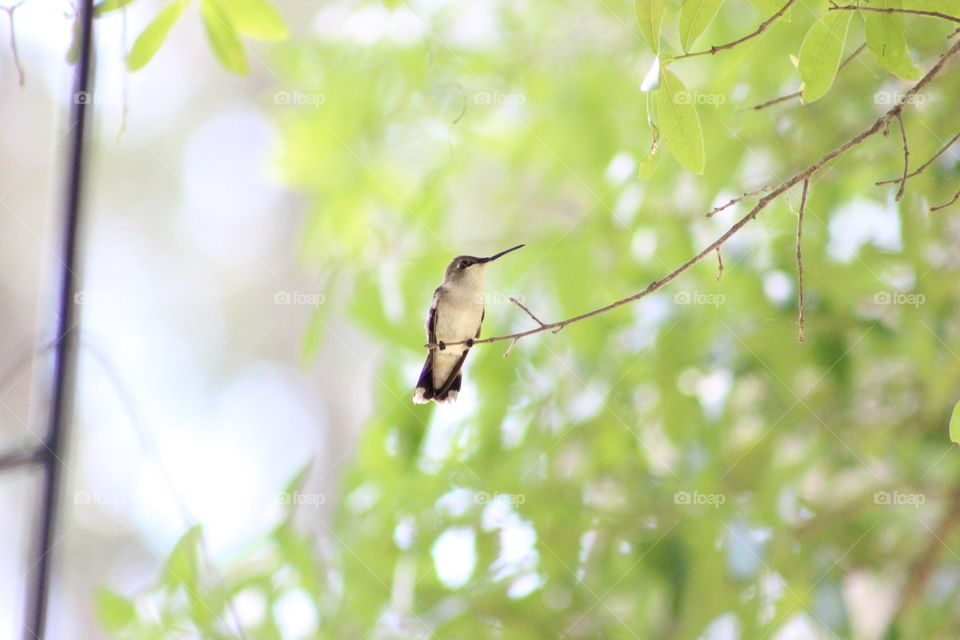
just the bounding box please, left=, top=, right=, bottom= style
left=163, top=524, right=202, bottom=588
left=94, top=588, right=136, bottom=631
left=125, top=0, right=190, bottom=71
left=798, top=10, right=853, bottom=103
left=93, top=0, right=137, bottom=17
left=219, top=0, right=288, bottom=41
left=636, top=0, right=668, bottom=54
left=199, top=0, right=249, bottom=74
left=865, top=0, right=921, bottom=80
left=66, top=17, right=81, bottom=64
left=638, top=150, right=660, bottom=179
left=656, top=68, right=705, bottom=174
left=950, top=400, right=960, bottom=444
left=679, top=0, right=726, bottom=52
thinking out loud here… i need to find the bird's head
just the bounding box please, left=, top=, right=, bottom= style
left=443, top=244, right=524, bottom=288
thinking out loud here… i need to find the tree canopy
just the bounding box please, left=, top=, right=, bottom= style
left=62, top=0, right=960, bottom=637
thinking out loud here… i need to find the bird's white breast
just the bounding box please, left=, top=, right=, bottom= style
left=435, top=285, right=484, bottom=353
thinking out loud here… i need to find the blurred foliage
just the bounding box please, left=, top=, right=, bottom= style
left=96, top=0, right=960, bottom=638
left=79, top=0, right=288, bottom=71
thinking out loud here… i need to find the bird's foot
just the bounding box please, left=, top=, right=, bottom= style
left=438, top=341, right=446, bottom=351
left=465, top=339, right=474, bottom=348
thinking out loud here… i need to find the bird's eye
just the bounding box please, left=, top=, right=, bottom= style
left=459, top=260, right=470, bottom=269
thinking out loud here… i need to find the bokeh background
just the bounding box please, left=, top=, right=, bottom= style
left=1, top=0, right=959, bottom=638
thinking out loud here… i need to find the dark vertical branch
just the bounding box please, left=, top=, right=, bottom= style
left=23, top=0, right=94, bottom=637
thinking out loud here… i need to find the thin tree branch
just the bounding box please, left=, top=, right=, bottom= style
left=796, top=179, right=809, bottom=342
left=895, top=111, right=910, bottom=201
left=0, top=446, right=43, bottom=472
left=673, top=0, right=796, bottom=60
left=707, top=185, right=773, bottom=218
left=931, top=187, right=960, bottom=212
left=425, top=38, right=960, bottom=351
left=0, top=0, right=26, bottom=86
left=751, top=43, right=866, bottom=111
left=715, top=248, right=723, bottom=281
left=23, top=0, right=93, bottom=637
left=828, top=1, right=960, bottom=25
left=751, top=90, right=802, bottom=111
left=876, top=131, right=960, bottom=185
left=510, top=296, right=546, bottom=327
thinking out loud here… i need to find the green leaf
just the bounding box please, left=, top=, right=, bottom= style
left=283, top=462, right=313, bottom=498
left=865, top=0, right=921, bottom=80
left=163, top=524, right=202, bottom=589
left=94, top=588, right=137, bottom=631
left=679, top=0, right=726, bottom=52
left=126, top=0, right=190, bottom=71
left=93, top=0, right=138, bottom=17
left=219, top=0, right=288, bottom=41
left=127, top=0, right=190, bottom=71
left=950, top=400, right=960, bottom=444
left=798, top=10, right=853, bottom=103
left=638, top=150, right=660, bottom=179
left=656, top=68, right=704, bottom=174
left=300, top=304, right=330, bottom=363
left=66, top=17, right=81, bottom=64
left=199, top=0, right=250, bottom=74
left=635, top=0, right=668, bottom=54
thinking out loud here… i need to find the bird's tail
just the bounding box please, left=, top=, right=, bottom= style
left=413, top=355, right=461, bottom=404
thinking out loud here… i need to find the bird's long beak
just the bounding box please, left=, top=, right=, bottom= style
left=479, top=244, right=525, bottom=263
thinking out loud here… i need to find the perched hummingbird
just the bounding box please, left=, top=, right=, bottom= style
left=413, top=244, right=525, bottom=404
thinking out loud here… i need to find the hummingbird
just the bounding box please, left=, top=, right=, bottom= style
left=413, top=244, right=525, bottom=404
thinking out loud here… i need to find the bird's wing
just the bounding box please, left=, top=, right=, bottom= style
left=426, top=287, right=441, bottom=344
left=435, top=307, right=482, bottom=398
left=476, top=308, right=484, bottom=339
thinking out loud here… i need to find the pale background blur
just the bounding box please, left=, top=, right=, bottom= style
left=0, top=1, right=368, bottom=636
